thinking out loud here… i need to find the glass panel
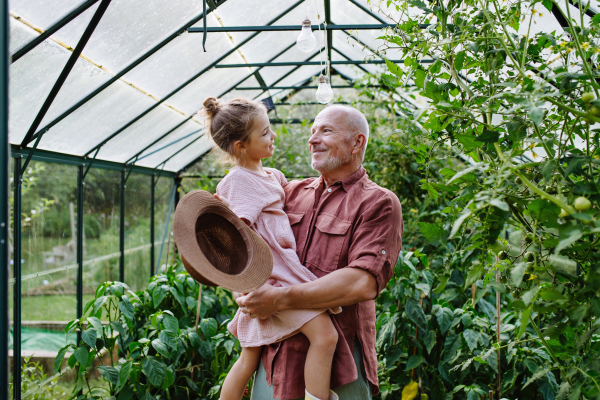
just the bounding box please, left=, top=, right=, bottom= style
left=12, top=161, right=78, bottom=379
left=331, top=50, right=363, bottom=80
left=122, top=14, right=241, bottom=100
left=82, top=168, right=121, bottom=294
left=10, top=0, right=91, bottom=30
left=38, top=80, right=157, bottom=156
left=260, top=40, right=318, bottom=86
left=154, top=176, right=174, bottom=273
left=135, top=122, right=206, bottom=168
left=162, top=134, right=214, bottom=172
left=51, top=0, right=204, bottom=73
left=124, top=174, right=151, bottom=292
left=95, top=107, right=201, bottom=163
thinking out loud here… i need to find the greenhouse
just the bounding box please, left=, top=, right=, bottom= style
left=1, top=0, right=599, bottom=399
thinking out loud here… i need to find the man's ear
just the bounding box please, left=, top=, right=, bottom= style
left=351, top=133, right=366, bottom=155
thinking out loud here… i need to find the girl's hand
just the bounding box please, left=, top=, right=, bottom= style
left=232, top=291, right=245, bottom=302
left=213, top=194, right=231, bottom=209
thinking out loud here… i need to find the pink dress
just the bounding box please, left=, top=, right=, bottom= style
left=216, top=167, right=338, bottom=347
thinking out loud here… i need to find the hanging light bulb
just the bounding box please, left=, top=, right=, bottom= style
left=316, top=74, right=333, bottom=104
left=296, top=19, right=316, bottom=52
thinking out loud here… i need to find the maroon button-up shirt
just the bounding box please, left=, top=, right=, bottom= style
left=260, top=166, right=403, bottom=399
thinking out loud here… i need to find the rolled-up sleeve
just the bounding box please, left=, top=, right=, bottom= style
left=347, top=191, right=403, bottom=294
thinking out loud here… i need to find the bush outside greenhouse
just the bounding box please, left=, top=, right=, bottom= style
left=1, top=0, right=599, bottom=399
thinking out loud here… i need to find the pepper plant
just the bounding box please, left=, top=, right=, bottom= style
left=54, top=263, right=241, bottom=399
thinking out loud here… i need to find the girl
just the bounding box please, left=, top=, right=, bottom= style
left=201, top=97, right=339, bottom=400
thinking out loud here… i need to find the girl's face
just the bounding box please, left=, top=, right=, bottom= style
left=240, top=110, right=276, bottom=160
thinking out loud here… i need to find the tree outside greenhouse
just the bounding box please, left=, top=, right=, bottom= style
left=2, top=0, right=599, bottom=399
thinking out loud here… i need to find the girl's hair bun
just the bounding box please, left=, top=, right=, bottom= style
left=202, top=97, right=221, bottom=119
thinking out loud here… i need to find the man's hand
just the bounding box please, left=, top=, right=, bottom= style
left=236, top=283, right=284, bottom=319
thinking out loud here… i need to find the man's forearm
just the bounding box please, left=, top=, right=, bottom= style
left=277, top=267, right=378, bottom=311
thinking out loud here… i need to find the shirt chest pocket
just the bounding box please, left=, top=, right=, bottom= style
left=306, top=214, right=352, bottom=273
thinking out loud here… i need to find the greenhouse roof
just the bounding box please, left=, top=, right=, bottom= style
left=7, top=0, right=408, bottom=174
left=7, top=0, right=596, bottom=174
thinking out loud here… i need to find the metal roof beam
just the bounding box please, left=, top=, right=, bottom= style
left=83, top=0, right=304, bottom=157
left=188, top=23, right=407, bottom=32
left=240, top=85, right=383, bottom=90
left=332, top=47, right=371, bottom=75
left=217, top=59, right=433, bottom=68
left=27, top=0, right=229, bottom=145
left=177, top=147, right=212, bottom=174
left=325, top=0, right=332, bottom=71
left=20, top=0, right=112, bottom=148
left=11, top=0, right=100, bottom=63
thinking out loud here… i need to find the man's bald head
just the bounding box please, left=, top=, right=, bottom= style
left=316, top=105, right=370, bottom=159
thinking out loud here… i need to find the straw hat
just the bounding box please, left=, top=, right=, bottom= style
left=173, top=190, right=273, bottom=293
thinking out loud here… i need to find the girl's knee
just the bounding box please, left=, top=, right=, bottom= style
left=316, top=320, right=339, bottom=350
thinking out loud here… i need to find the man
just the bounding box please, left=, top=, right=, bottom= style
left=237, top=105, right=403, bottom=400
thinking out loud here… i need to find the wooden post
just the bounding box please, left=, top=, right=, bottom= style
left=489, top=390, right=494, bottom=400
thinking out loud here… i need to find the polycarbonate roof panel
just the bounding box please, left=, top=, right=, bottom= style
left=38, top=81, right=157, bottom=155
left=10, top=0, right=90, bottom=29
left=9, top=24, right=71, bottom=143
left=9, top=16, right=36, bottom=53
left=122, top=14, right=240, bottom=99
left=162, top=134, right=214, bottom=171
left=95, top=107, right=201, bottom=163
left=135, top=123, right=206, bottom=168
left=50, top=0, right=203, bottom=73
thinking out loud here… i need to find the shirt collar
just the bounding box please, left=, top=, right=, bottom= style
left=305, top=166, right=366, bottom=192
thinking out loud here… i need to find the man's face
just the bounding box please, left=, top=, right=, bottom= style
left=309, top=109, right=353, bottom=172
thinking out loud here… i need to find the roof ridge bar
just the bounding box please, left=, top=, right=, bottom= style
left=11, top=0, right=100, bottom=63
left=242, top=85, right=384, bottom=90
left=217, top=59, right=433, bottom=67
left=25, top=0, right=229, bottom=146
left=19, top=0, right=112, bottom=148
left=188, top=23, right=404, bottom=32
left=347, top=0, right=387, bottom=23
left=127, top=41, right=298, bottom=166
left=83, top=0, right=304, bottom=157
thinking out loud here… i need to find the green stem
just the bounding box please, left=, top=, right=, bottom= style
left=557, top=0, right=600, bottom=95
left=521, top=10, right=534, bottom=68
left=545, top=98, right=600, bottom=123
left=494, top=143, right=577, bottom=214
left=529, top=318, right=572, bottom=385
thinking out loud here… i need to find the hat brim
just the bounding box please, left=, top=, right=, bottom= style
left=173, top=190, right=273, bottom=293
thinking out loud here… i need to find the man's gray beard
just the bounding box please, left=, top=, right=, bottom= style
left=311, top=153, right=350, bottom=173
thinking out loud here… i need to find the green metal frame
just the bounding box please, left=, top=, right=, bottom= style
left=216, top=59, right=432, bottom=68
left=188, top=23, right=399, bottom=32
left=239, top=85, right=382, bottom=90
left=12, top=158, right=22, bottom=400
left=0, top=0, right=8, bottom=395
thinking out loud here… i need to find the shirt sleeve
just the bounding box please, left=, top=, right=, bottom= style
left=216, top=171, right=267, bottom=226
left=347, top=191, right=403, bottom=295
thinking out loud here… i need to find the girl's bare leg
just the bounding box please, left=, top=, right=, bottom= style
left=220, top=346, right=262, bottom=400
left=298, top=313, right=339, bottom=400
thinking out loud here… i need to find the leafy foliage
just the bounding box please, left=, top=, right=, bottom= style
left=55, top=263, right=242, bottom=399
left=364, top=0, right=600, bottom=398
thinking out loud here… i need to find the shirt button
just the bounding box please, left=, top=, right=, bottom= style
left=327, top=188, right=332, bottom=192
left=382, top=250, right=386, bottom=254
